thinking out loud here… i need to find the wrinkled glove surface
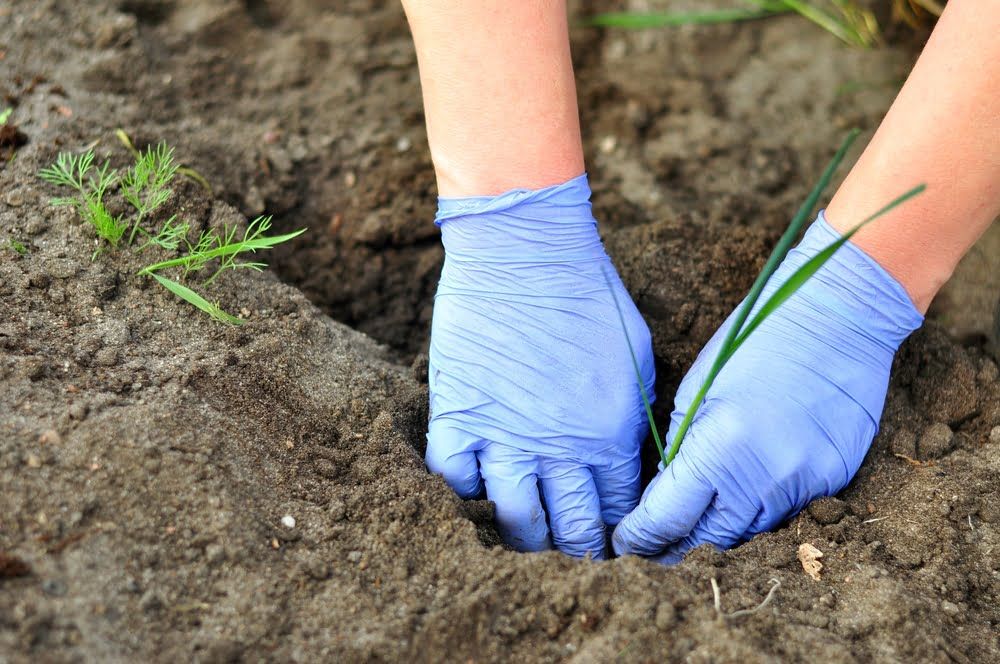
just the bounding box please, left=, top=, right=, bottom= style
left=613, top=212, right=923, bottom=563
left=427, top=174, right=655, bottom=558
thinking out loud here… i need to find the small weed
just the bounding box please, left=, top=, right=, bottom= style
left=6, top=238, right=28, bottom=255
left=39, top=142, right=305, bottom=324
left=611, top=130, right=925, bottom=467
left=0, top=108, right=12, bottom=125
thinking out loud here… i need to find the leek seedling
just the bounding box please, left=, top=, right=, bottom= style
left=612, top=130, right=925, bottom=467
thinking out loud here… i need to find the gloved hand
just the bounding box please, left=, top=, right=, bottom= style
left=427, top=174, right=655, bottom=559
left=612, top=212, right=923, bottom=563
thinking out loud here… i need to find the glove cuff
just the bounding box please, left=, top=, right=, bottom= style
left=434, top=173, right=607, bottom=263
left=792, top=211, right=924, bottom=348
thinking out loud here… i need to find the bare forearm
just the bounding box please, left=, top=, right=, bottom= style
left=401, top=0, right=584, bottom=196
left=826, top=0, right=1000, bottom=312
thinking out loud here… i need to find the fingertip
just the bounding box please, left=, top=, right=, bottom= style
left=611, top=453, right=714, bottom=557
left=541, top=464, right=607, bottom=560
left=425, top=426, right=483, bottom=498
left=479, top=449, right=551, bottom=552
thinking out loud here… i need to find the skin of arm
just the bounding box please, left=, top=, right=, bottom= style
left=400, top=0, right=584, bottom=196
left=826, top=0, right=1000, bottom=313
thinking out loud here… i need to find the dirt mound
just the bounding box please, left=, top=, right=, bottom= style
left=2, top=1, right=997, bottom=662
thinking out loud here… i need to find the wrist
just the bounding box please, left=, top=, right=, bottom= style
left=823, top=200, right=954, bottom=314
left=782, top=213, right=924, bottom=348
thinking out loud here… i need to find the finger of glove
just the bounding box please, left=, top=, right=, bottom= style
left=425, top=423, right=484, bottom=498
left=612, top=450, right=714, bottom=557
left=651, top=499, right=759, bottom=565
left=479, top=447, right=551, bottom=552
left=591, top=453, right=641, bottom=527
left=540, top=463, right=606, bottom=559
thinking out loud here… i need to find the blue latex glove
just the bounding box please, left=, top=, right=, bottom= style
left=612, top=212, right=923, bottom=563
left=426, top=174, right=655, bottom=559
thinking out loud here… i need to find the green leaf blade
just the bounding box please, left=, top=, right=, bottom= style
left=149, top=273, right=243, bottom=325
left=730, top=183, right=926, bottom=354
left=664, top=128, right=861, bottom=464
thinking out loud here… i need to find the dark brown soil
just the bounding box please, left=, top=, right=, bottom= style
left=1, top=1, right=998, bottom=662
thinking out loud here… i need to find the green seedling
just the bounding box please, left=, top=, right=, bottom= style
left=39, top=151, right=127, bottom=257
left=39, top=143, right=306, bottom=324
left=586, top=3, right=790, bottom=29
left=612, top=130, right=925, bottom=468
left=121, top=142, right=179, bottom=243
left=0, top=108, right=12, bottom=125
left=587, top=0, right=879, bottom=48
left=148, top=273, right=242, bottom=325
left=138, top=216, right=305, bottom=323
left=116, top=129, right=212, bottom=192
left=6, top=238, right=28, bottom=255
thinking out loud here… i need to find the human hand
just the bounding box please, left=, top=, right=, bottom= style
left=612, top=213, right=923, bottom=563
left=427, top=174, right=655, bottom=559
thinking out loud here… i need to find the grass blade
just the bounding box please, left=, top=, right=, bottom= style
left=149, top=273, right=242, bottom=325
left=727, top=184, right=926, bottom=354
left=604, top=266, right=665, bottom=464
left=585, top=5, right=789, bottom=29
left=663, top=129, right=860, bottom=465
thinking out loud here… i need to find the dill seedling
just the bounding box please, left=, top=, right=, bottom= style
left=121, top=142, right=179, bottom=243
left=138, top=216, right=305, bottom=324
left=610, top=130, right=926, bottom=468
left=40, top=143, right=306, bottom=324
left=137, top=215, right=190, bottom=253
left=39, top=152, right=127, bottom=256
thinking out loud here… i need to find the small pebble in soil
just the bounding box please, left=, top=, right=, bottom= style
left=205, top=544, right=226, bottom=565
left=281, top=515, right=296, bottom=529
left=940, top=600, right=961, bottom=617
left=990, top=426, right=1000, bottom=445
left=328, top=500, right=346, bottom=521
left=917, top=422, right=954, bottom=460
left=599, top=135, right=617, bottom=154
left=395, top=136, right=411, bottom=152
left=808, top=497, right=848, bottom=525
left=347, top=551, right=362, bottom=563
left=139, top=590, right=163, bottom=613
left=39, top=429, right=61, bottom=445
left=42, top=579, right=67, bottom=597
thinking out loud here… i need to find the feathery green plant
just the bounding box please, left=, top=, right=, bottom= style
left=39, top=152, right=127, bottom=256
left=587, top=1, right=880, bottom=48
left=121, top=142, right=179, bottom=242
left=39, top=144, right=306, bottom=324
left=612, top=130, right=925, bottom=468
left=137, top=216, right=304, bottom=324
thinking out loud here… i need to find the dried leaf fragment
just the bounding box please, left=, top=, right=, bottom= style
left=797, top=543, right=824, bottom=581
